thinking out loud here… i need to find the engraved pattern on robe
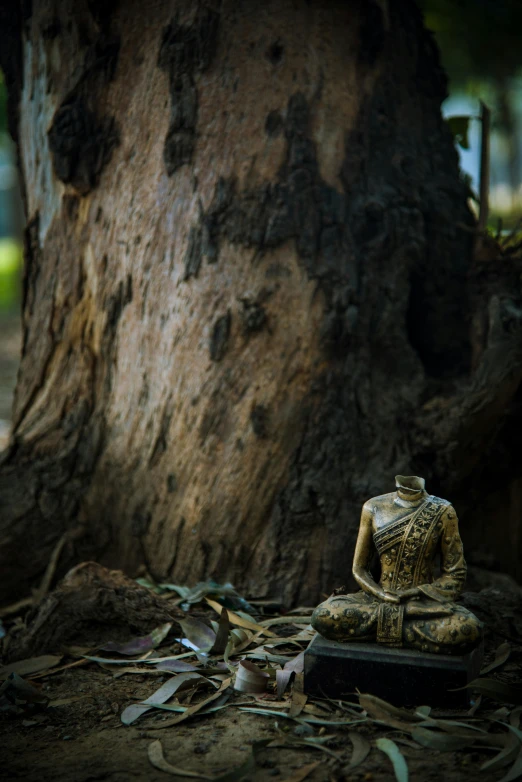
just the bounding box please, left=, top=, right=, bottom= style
left=311, top=497, right=482, bottom=653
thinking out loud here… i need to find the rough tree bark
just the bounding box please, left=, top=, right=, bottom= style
left=1, top=0, right=521, bottom=608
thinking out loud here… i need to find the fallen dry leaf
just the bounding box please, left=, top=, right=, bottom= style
left=206, top=598, right=276, bottom=637
left=121, top=672, right=206, bottom=725
left=148, top=740, right=212, bottom=779
left=0, top=655, right=62, bottom=680
left=150, top=677, right=232, bottom=728
left=101, top=622, right=172, bottom=655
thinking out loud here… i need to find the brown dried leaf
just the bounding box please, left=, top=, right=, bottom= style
left=344, top=731, right=371, bottom=771
left=456, top=678, right=522, bottom=705
left=288, top=674, right=307, bottom=718
left=101, top=623, right=172, bottom=655
left=150, top=677, right=232, bottom=728
left=276, top=651, right=305, bottom=699
left=481, top=731, right=520, bottom=772
left=209, top=608, right=230, bottom=655
left=235, top=661, right=270, bottom=694
left=148, top=740, right=212, bottom=779
left=411, top=726, right=477, bottom=751
left=0, top=655, right=62, bottom=680
left=481, top=642, right=511, bottom=676
left=205, top=598, right=276, bottom=637
left=279, top=762, right=320, bottom=782
left=359, top=693, right=420, bottom=731
left=121, top=672, right=205, bottom=725
left=178, top=616, right=216, bottom=652
left=498, top=746, right=522, bottom=782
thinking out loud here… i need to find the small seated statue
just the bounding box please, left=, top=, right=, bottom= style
left=312, top=476, right=482, bottom=654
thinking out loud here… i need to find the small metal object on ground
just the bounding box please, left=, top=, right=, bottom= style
left=304, top=634, right=484, bottom=708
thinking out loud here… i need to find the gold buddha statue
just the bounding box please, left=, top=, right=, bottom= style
left=312, top=476, right=483, bottom=654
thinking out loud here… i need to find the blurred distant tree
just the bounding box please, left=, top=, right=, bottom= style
left=0, top=71, right=7, bottom=135
left=420, top=0, right=522, bottom=205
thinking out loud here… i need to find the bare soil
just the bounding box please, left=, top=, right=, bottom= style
left=1, top=628, right=521, bottom=782
left=0, top=663, right=500, bottom=782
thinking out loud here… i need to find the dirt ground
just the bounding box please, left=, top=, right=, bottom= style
left=1, top=596, right=521, bottom=782
left=0, top=654, right=511, bottom=782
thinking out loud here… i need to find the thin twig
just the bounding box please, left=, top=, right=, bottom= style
left=0, top=596, right=33, bottom=618
left=34, top=532, right=69, bottom=603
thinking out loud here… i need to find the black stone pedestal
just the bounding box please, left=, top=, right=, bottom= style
left=304, top=635, right=484, bottom=708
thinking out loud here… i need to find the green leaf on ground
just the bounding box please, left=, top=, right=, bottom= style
left=454, top=678, right=522, bottom=705
left=344, top=731, right=371, bottom=771
left=376, top=737, right=409, bottom=782
left=411, top=726, right=477, bottom=751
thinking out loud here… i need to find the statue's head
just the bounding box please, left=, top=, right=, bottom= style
left=395, top=475, right=425, bottom=494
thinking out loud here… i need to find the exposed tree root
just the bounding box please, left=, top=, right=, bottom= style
left=2, top=562, right=183, bottom=663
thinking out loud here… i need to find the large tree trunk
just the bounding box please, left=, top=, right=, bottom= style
left=1, top=0, right=521, bottom=607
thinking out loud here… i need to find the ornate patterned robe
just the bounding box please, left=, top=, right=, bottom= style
left=311, top=494, right=482, bottom=653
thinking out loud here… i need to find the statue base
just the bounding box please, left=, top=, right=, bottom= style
left=304, top=635, right=484, bottom=708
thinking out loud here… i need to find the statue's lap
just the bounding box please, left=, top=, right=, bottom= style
left=311, top=592, right=482, bottom=654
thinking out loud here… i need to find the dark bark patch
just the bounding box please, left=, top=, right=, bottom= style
left=357, top=0, right=387, bottom=66
left=199, top=392, right=229, bottom=443
left=265, top=263, right=291, bottom=279
left=167, top=473, right=177, bottom=493
left=250, top=404, right=268, bottom=438
left=87, top=0, right=120, bottom=30
left=239, top=298, right=267, bottom=335
left=83, top=32, right=121, bottom=82
left=158, top=8, right=219, bottom=176
left=47, top=28, right=121, bottom=194
left=48, top=97, right=119, bottom=195
left=185, top=91, right=345, bottom=288
left=320, top=304, right=359, bottom=358
left=183, top=225, right=203, bottom=279
left=265, top=110, right=284, bottom=137
left=104, top=274, right=133, bottom=333
left=41, top=16, right=61, bottom=40
left=63, top=194, right=80, bottom=221
left=210, top=311, right=231, bottom=362
left=132, top=504, right=151, bottom=536
left=266, top=39, right=284, bottom=65
left=149, top=404, right=173, bottom=467
left=22, top=214, right=41, bottom=354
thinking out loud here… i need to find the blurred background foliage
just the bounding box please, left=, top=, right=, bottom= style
left=0, top=2, right=521, bottom=315
left=0, top=69, right=22, bottom=314
left=420, top=0, right=522, bottom=226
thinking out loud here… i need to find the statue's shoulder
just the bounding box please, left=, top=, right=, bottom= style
left=363, top=492, right=396, bottom=512
left=430, top=495, right=452, bottom=509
